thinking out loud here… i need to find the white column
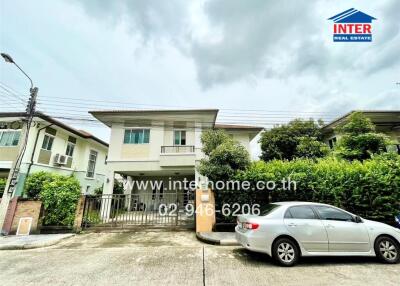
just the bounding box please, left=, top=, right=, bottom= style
left=100, top=170, right=115, bottom=220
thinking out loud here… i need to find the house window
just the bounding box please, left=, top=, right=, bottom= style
left=66, top=142, right=75, bottom=156
left=124, top=129, right=150, bottom=144
left=0, top=130, right=20, bottom=146
left=65, top=136, right=76, bottom=157
left=41, top=134, right=54, bottom=151
left=328, top=137, right=337, bottom=149
left=86, top=150, right=98, bottom=178
left=174, top=130, right=186, bottom=145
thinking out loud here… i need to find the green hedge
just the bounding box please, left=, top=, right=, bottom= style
left=233, top=154, right=400, bottom=223
left=25, top=172, right=81, bottom=226
left=0, top=177, right=6, bottom=196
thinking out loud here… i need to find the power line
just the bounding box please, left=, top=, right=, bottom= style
left=37, top=95, right=337, bottom=115
left=0, top=85, right=27, bottom=104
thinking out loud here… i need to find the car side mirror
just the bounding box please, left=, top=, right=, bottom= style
left=354, top=216, right=362, bottom=223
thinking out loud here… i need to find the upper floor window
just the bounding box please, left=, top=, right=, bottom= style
left=124, top=129, right=150, bottom=144
left=41, top=127, right=57, bottom=151
left=41, top=134, right=54, bottom=151
left=328, top=137, right=337, bottom=149
left=174, top=130, right=186, bottom=145
left=66, top=142, right=75, bottom=156
left=65, top=136, right=76, bottom=157
left=0, top=130, right=20, bottom=146
left=86, top=150, right=98, bottom=178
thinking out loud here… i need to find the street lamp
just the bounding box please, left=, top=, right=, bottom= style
left=0, top=53, right=38, bottom=195
left=1, top=53, right=33, bottom=89
left=0, top=52, right=40, bottom=234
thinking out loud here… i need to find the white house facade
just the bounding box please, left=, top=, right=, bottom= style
left=0, top=112, right=108, bottom=196
left=89, top=109, right=263, bottom=201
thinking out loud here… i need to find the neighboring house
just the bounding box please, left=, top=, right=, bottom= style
left=89, top=109, right=263, bottom=200
left=321, top=110, right=400, bottom=153
left=0, top=112, right=108, bottom=196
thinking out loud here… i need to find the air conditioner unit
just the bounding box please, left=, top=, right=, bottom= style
left=54, top=153, right=68, bottom=165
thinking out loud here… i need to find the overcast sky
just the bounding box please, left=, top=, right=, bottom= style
left=0, top=0, right=399, bottom=157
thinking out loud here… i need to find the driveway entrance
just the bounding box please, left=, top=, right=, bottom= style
left=82, top=191, right=195, bottom=230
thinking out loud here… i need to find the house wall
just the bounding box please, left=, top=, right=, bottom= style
left=0, top=146, right=19, bottom=162
left=108, top=123, right=254, bottom=163
left=0, top=118, right=108, bottom=195
left=226, top=131, right=251, bottom=151
left=103, top=117, right=259, bottom=197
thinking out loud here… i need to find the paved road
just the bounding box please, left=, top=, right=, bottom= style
left=0, top=231, right=399, bottom=286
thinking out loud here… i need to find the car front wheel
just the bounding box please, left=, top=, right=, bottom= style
left=375, top=236, right=400, bottom=264
left=272, top=238, right=299, bottom=266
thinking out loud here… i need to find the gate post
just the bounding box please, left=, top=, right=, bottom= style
left=73, top=195, right=86, bottom=233
left=195, top=188, right=215, bottom=232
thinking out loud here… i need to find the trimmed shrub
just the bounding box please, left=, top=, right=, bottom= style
left=234, top=154, right=400, bottom=223
left=40, top=175, right=81, bottom=226
left=24, top=171, right=55, bottom=199
left=0, top=177, right=6, bottom=196
left=24, top=172, right=82, bottom=226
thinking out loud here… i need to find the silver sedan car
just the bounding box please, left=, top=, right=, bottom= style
left=235, top=202, right=400, bottom=266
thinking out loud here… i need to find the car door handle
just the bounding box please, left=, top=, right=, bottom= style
left=326, top=224, right=335, bottom=229
left=288, top=223, right=297, bottom=227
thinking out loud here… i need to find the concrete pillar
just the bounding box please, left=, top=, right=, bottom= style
left=124, top=176, right=133, bottom=210
left=73, top=195, right=86, bottom=232
left=100, top=170, right=115, bottom=220
left=195, top=188, right=216, bottom=233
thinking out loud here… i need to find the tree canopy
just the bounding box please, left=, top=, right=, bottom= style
left=197, top=129, right=250, bottom=182
left=259, top=119, right=327, bottom=161
left=335, top=112, right=390, bottom=160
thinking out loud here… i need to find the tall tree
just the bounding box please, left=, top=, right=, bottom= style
left=335, top=112, right=390, bottom=160
left=259, top=119, right=326, bottom=161
left=197, top=129, right=250, bottom=182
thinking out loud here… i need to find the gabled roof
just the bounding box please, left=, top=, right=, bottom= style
left=89, top=109, right=219, bottom=128
left=322, top=110, right=400, bottom=132
left=0, top=112, right=108, bottom=147
left=214, top=124, right=264, bottom=131
left=328, top=8, right=376, bottom=23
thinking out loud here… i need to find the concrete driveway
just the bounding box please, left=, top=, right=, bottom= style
left=0, top=230, right=399, bottom=286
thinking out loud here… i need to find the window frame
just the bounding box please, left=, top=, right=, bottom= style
left=328, top=137, right=337, bottom=149
left=41, top=134, right=55, bottom=151
left=173, top=129, right=187, bottom=146
left=65, top=142, right=75, bottom=157
left=0, top=130, right=21, bottom=147
left=285, top=205, right=318, bottom=220
left=313, top=205, right=355, bottom=222
left=86, top=149, right=98, bottom=178
left=123, top=128, right=150, bottom=144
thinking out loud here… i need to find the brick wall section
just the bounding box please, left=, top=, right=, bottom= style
left=73, top=195, right=86, bottom=232
left=10, top=200, right=42, bottom=235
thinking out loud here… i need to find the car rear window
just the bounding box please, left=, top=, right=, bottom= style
left=259, top=203, right=280, bottom=216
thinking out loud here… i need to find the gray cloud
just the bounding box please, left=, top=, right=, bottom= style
left=73, top=0, right=400, bottom=89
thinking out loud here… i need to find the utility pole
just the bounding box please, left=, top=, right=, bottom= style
left=0, top=53, right=38, bottom=234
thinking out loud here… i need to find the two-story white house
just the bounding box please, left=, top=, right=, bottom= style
left=0, top=112, right=108, bottom=196
left=89, top=109, right=262, bottom=203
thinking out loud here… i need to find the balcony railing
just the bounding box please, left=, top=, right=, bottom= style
left=161, top=145, right=195, bottom=154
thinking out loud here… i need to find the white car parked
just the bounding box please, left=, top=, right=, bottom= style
left=235, top=202, right=400, bottom=266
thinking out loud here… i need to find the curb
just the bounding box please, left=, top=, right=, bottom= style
left=196, top=232, right=239, bottom=246
left=0, top=234, right=75, bottom=250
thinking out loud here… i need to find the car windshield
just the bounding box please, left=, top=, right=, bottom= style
left=259, top=203, right=280, bottom=216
